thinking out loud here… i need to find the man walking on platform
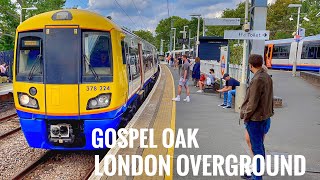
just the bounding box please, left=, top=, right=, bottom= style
left=172, top=55, right=190, bottom=102
left=240, top=54, right=274, bottom=180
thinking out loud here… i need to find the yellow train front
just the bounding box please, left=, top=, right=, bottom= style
left=13, top=9, right=158, bottom=150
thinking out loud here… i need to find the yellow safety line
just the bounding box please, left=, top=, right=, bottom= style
left=164, top=65, right=176, bottom=180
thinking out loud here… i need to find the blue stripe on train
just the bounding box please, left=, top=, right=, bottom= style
left=271, top=65, right=320, bottom=72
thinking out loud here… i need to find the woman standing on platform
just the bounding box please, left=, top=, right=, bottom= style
left=192, top=57, right=200, bottom=86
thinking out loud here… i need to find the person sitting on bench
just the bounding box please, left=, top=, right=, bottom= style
left=0, top=62, right=8, bottom=77
left=197, top=69, right=215, bottom=93
left=217, top=73, right=240, bottom=109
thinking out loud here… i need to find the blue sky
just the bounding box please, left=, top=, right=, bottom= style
left=64, top=0, right=275, bottom=33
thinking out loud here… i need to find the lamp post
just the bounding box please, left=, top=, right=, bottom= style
left=20, top=6, right=38, bottom=24
left=203, top=18, right=205, bottom=36
left=188, top=29, right=192, bottom=56
left=190, top=14, right=201, bottom=58
left=160, top=39, right=165, bottom=56
left=288, top=4, right=302, bottom=77
left=180, top=25, right=188, bottom=55
left=171, top=28, right=176, bottom=58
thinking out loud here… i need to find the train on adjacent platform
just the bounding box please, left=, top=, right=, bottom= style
left=13, top=9, right=159, bottom=150
left=265, top=34, right=320, bottom=71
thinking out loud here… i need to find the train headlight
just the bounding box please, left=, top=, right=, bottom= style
left=20, top=94, right=30, bottom=105
left=90, top=99, right=98, bottom=107
left=18, top=92, right=39, bottom=109
left=87, top=93, right=111, bottom=110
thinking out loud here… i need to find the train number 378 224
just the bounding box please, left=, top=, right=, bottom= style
left=86, top=86, right=110, bottom=91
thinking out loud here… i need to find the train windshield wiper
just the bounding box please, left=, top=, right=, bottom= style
left=28, top=54, right=42, bottom=80
left=83, top=54, right=100, bottom=82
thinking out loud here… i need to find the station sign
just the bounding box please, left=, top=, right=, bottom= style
left=224, top=30, right=270, bottom=40
left=204, top=18, right=241, bottom=26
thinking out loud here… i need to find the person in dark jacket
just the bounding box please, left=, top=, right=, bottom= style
left=192, top=57, right=200, bottom=86
left=240, top=54, right=274, bottom=180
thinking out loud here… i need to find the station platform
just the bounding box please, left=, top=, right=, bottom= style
left=90, top=64, right=320, bottom=179
left=169, top=66, right=320, bottom=179
left=0, top=83, right=13, bottom=96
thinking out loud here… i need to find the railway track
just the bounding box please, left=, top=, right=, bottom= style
left=0, top=113, right=17, bottom=122
left=0, top=100, right=14, bottom=113
left=11, top=151, right=52, bottom=180
left=0, top=113, right=20, bottom=140
left=11, top=150, right=105, bottom=180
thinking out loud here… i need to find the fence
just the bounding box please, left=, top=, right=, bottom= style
left=190, top=59, right=244, bottom=81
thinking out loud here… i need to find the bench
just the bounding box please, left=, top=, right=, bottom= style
left=203, top=82, right=220, bottom=93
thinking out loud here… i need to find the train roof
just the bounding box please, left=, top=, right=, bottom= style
left=265, top=34, right=320, bottom=45
left=121, top=27, right=156, bottom=50
left=17, top=9, right=122, bottom=33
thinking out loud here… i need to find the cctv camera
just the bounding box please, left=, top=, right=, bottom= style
left=243, top=23, right=250, bottom=32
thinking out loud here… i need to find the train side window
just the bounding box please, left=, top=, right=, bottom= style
left=301, top=41, right=320, bottom=59
left=317, top=47, right=320, bottom=59
left=121, top=40, right=128, bottom=64
left=272, top=44, right=290, bottom=59
left=129, top=47, right=140, bottom=80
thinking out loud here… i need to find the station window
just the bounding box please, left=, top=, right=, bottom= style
left=16, top=32, right=43, bottom=82
left=82, top=31, right=112, bottom=82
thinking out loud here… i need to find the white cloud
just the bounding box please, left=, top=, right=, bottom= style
left=71, top=0, right=274, bottom=33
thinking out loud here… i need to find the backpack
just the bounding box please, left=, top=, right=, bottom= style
left=206, top=76, right=212, bottom=85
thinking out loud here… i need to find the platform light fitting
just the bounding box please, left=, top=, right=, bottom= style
left=289, top=15, right=294, bottom=21
left=303, top=16, right=310, bottom=22
left=288, top=4, right=302, bottom=8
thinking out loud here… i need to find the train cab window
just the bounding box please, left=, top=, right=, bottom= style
left=82, top=32, right=112, bottom=82
left=16, top=33, right=43, bottom=82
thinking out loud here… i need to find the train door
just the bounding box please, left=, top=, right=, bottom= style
left=122, top=39, right=130, bottom=102
left=44, top=26, right=80, bottom=117
left=265, top=44, right=273, bottom=68
left=138, top=42, right=144, bottom=89
left=152, top=48, right=156, bottom=74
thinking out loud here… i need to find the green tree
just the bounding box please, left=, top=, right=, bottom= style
left=267, top=0, right=300, bottom=39
left=155, top=16, right=190, bottom=52
left=0, top=0, right=65, bottom=51
left=301, top=0, right=320, bottom=36
left=133, top=30, right=155, bottom=46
